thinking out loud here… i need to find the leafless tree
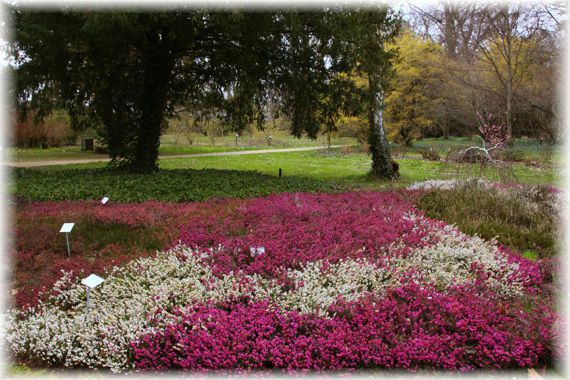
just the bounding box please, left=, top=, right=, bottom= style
left=406, top=1, right=564, bottom=141
left=408, top=1, right=489, bottom=58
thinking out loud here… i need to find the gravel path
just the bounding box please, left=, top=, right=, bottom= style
left=5, top=145, right=346, bottom=168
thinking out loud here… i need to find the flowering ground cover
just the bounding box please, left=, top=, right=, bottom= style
left=7, top=191, right=559, bottom=373
left=11, top=197, right=245, bottom=308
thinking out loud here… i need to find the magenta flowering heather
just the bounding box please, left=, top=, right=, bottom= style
left=131, top=283, right=556, bottom=371
left=176, top=191, right=543, bottom=293
left=177, top=191, right=449, bottom=276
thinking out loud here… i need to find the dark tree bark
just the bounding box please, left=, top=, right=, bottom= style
left=131, top=29, right=176, bottom=172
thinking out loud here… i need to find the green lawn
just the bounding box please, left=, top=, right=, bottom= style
left=11, top=147, right=559, bottom=202
left=8, top=130, right=356, bottom=162
left=161, top=130, right=355, bottom=149
left=9, top=135, right=559, bottom=171
left=6, top=144, right=265, bottom=162
left=6, top=146, right=107, bottom=161
left=158, top=150, right=558, bottom=186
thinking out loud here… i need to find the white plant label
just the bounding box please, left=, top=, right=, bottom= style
left=250, top=246, right=265, bottom=257
left=81, top=274, right=105, bottom=289
left=59, top=223, right=75, bottom=233
left=101, top=197, right=109, bottom=204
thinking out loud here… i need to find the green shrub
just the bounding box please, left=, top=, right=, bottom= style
left=418, top=146, right=440, bottom=161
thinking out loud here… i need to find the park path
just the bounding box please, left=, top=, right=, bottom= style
left=5, top=145, right=346, bottom=168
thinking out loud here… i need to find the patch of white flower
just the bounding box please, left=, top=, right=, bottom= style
left=6, top=246, right=260, bottom=372
left=6, top=227, right=534, bottom=372
left=390, top=228, right=526, bottom=298
left=277, top=259, right=398, bottom=315
left=407, top=178, right=490, bottom=191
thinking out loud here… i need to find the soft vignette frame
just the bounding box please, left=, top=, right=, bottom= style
left=0, top=0, right=567, bottom=379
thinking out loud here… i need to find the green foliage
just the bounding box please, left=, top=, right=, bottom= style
left=13, top=167, right=341, bottom=202
left=335, top=115, right=368, bottom=144
left=522, top=250, right=539, bottom=261
left=12, top=8, right=401, bottom=174
left=415, top=184, right=558, bottom=258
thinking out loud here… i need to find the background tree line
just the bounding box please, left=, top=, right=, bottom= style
left=376, top=2, right=565, bottom=147
left=9, top=3, right=565, bottom=175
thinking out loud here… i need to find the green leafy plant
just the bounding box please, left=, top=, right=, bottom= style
left=13, top=167, right=342, bottom=203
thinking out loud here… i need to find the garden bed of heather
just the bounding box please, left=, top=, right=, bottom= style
left=7, top=191, right=560, bottom=373
left=11, top=197, right=248, bottom=308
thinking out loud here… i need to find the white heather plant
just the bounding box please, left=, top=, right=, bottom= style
left=6, top=247, right=257, bottom=371
left=390, top=227, right=526, bottom=298
left=6, top=221, right=536, bottom=372
left=278, top=258, right=399, bottom=315
left=407, top=178, right=490, bottom=191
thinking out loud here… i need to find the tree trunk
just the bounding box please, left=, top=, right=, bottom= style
left=505, top=13, right=513, bottom=143
left=131, top=31, right=175, bottom=173
left=506, top=47, right=513, bottom=142
left=443, top=4, right=458, bottom=58
left=368, top=75, right=398, bottom=179
left=442, top=120, right=450, bottom=140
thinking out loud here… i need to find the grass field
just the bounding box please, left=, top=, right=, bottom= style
left=11, top=145, right=558, bottom=204
left=7, top=129, right=356, bottom=162
left=10, top=132, right=559, bottom=166
left=6, top=145, right=274, bottom=161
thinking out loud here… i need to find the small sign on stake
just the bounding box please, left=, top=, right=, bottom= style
left=81, top=274, right=105, bottom=314
left=59, top=223, right=75, bottom=233
left=249, top=246, right=265, bottom=257
left=101, top=196, right=109, bottom=205
left=59, top=223, right=75, bottom=257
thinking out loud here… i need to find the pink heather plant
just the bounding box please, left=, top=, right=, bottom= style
left=177, top=192, right=449, bottom=277
left=477, top=112, right=511, bottom=149
left=10, top=192, right=557, bottom=372
left=131, top=283, right=556, bottom=371
left=176, top=191, right=543, bottom=293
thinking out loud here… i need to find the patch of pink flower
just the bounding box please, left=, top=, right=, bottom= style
left=13, top=191, right=556, bottom=371
left=15, top=199, right=201, bottom=227
left=132, top=283, right=556, bottom=371
left=177, top=192, right=450, bottom=277
left=477, top=112, right=511, bottom=149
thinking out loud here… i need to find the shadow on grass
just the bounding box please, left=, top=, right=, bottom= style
left=12, top=167, right=345, bottom=203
